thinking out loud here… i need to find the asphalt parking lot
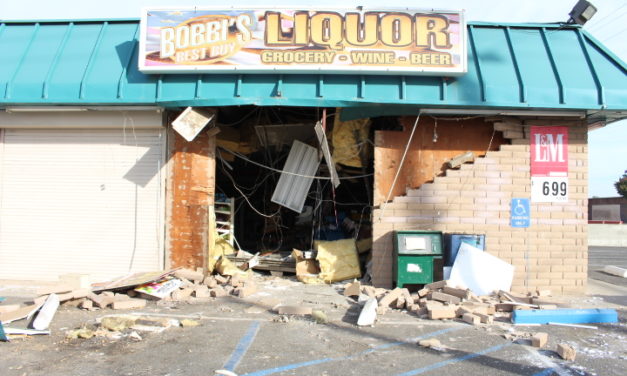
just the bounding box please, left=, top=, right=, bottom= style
left=588, top=246, right=627, bottom=287
left=1, top=276, right=626, bottom=376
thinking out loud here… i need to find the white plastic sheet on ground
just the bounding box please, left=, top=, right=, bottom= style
left=449, top=242, right=515, bottom=296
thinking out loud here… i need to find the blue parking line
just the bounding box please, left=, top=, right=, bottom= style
left=395, top=342, right=514, bottom=376
left=223, top=320, right=261, bottom=372
left=242, top=326, right=463, bottom=376
left=344, top=327, right=463, bottom=359
left=532, top=367, right=558, bottom=376
left=243, top=358, right=335, bottom=376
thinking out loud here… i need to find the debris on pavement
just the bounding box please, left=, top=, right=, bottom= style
left=418, top=338, right=441, bottom=348
left=448, top=242, right=515, bottom=296
left=557, top=343, right=577, bottom=361
left=311, top=310, right=328, bottom=324
left=531, top=332, right=548, bottom=348
left=32, top=293, right=60, bottom=330
left=276, top=305, right=313, bottom=315
left=357, top=298, right=377, bottom=326
left=602, top=265, right=627, bottom=278
left=512, top=308, right=618, bottom=325
left=180, top=319, right=201, bottom=327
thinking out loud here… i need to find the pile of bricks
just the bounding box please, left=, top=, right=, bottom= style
left=79, top=269, right=258, bottom=310
left=346, top=279, right=554, bottom=325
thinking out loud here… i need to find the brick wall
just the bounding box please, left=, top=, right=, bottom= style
left=372, top=117, right=588, bottom=294
left=166, top=128, right=216, bottom=270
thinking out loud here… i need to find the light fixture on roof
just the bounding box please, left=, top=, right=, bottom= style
left=568, top=0, right=597, bottom=25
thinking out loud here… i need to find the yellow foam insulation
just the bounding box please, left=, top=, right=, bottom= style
left=215, top=255, right=248, bottom=277
left=315, top=239, right=362, bottom=283
left=208, top=236, right=235, bottom=273
left=331, top=109, right=371, bottom=168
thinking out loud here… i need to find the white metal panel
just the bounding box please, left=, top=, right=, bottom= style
left=0, top=128, right=166, bottom=282
left=0, top=110, right=163, bottom=129
left=271, top=140, right=320, bottom=213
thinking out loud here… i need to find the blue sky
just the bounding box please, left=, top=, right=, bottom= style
left=1, top=0, right=625, bottom=197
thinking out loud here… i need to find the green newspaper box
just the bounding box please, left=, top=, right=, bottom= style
left=393, top=231, right=443, bottom=287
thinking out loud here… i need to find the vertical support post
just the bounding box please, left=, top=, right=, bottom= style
left=206, top=126, right=217, bottom=272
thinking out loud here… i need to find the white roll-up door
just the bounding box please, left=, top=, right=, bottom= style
left=0, top=127, right=166, bottom=282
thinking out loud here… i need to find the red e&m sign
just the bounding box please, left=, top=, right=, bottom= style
left=530, top=126, right=569, bottom=202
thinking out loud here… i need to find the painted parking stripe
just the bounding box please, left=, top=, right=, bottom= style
left=533, top=368, right=559, bottom=376
left=395, top=342, right=515, bottom=376
left=223, top=320, right=262, bottom=372
left=242, top=326, right=463, bottom=376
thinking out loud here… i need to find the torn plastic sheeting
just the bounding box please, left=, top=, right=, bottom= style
left=315, top=239, right=361, bottom=283
left=448, top=242, right=514, bottom=296
left=512, top=308, right=618, bottom=325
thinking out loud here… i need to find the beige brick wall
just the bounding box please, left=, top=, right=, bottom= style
left=372, top=117, right=588, bottom=294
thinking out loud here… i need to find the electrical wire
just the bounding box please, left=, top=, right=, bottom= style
left=585, top=5, right=627, bottom=33
left=218, top=154, right=281, bottom=219
left=217, top=108, right=259, bottom=126
left=378, top=112, right=421, bottom=220
left=219, top=147, right=374, bottom=180
left=601, top=27, right=627, bottom=42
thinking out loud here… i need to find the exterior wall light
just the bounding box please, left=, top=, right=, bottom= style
left=568, top=0, right=597, bottom=25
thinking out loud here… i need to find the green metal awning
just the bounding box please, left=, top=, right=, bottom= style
left=0, top=20, right=626, bottom=122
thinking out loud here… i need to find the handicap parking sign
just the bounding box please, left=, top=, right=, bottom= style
left=511, top=198, right=530, bottom=228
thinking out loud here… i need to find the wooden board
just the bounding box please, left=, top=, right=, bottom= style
left=374, top=117, right=507, bottom=205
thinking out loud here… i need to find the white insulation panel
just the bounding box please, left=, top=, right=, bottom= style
left=271, top=140, right=320, bottom=213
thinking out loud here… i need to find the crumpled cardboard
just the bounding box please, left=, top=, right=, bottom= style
left=315, top=239, right=362, bottom=283
left=292, top=249, right=324, bottom=284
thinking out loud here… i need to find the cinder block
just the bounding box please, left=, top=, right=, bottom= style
left=428, top=306, right=457, bottom=320
left=425, top=280, right=449, bottom=290
left=463, top=313, right=480, bottom=325
left=172, top=288, right=194, bottom=301
left=531, top=332, right=548, bottom=348
left=557, top=343, right=576, bottom=361
left=475, top=312, right=493, bottom=324
left=237, top=283, right=257, bottom=299
left=193, top=286, right=211, bottom=298
left=430, top=291, right=462, bottom=304
left=112, top=298, right=147, bottom=310
left=210, top=286, right=228, bottom=297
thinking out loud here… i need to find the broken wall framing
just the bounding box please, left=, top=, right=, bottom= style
left=163, top=108, right=589, bottom=295
left=166, top=113, right=217, bottom=271
left=372, top=117, right=589, bottom=294
left=374, top=117, right=507, bottom=206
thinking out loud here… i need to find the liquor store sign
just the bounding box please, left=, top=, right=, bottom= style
left=139, top=8, right=466, bottom=75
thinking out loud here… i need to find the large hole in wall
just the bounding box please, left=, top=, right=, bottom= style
left=212, top=106, right=407, bottom=275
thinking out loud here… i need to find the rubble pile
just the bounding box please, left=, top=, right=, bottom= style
left=0, top=268, right=258, bottom=340
left=65, top=313, right=201, bottom=341
left=346, top=279, right=557, bottom=326
left=79, top=269, right=258, bottom=310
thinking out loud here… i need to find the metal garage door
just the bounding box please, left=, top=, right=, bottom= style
left=0, top=127, right=166, bottom=282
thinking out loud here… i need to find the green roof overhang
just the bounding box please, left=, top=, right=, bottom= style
left=0, top=20, right=625, bottom=122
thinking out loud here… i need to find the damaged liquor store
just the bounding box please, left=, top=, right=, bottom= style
left=0, top=7, right=626, bottom=294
